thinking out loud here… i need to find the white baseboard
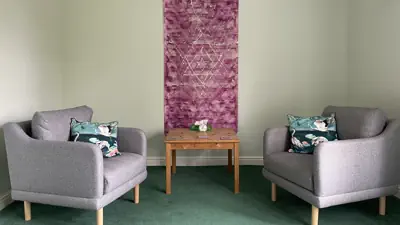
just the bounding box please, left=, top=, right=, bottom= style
left=147, top=156, right=263, bottom=166
left=0, top=191, right=12, bottom=211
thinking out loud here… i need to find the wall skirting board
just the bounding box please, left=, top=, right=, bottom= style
left=147, top=156, right=263, bottom=167
left=0, top=191, right=12, bottom=211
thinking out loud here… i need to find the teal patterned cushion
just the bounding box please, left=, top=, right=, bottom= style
left=70, top=118, right=121, bottom=158
left=287, top=114, right=338, bottom=154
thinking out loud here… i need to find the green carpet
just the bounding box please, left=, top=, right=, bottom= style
left=1, top=166, right=400, bottom=225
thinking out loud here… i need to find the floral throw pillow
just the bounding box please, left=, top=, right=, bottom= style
left=287, top=114, right=338, bottom=154
left=70, top=118, right=121, bottom=158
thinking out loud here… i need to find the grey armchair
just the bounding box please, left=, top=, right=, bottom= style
left=262, top=106, right=400, bottom=225
left=3, top=106, right=147, bottom=225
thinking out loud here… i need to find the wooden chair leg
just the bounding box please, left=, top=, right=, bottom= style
left=271, top=183, right=277, bottom=202
left=312, top=205, right=319, bottom=225
left=134, top=184, right=140, bottom=204
left=97, top=208, right=103, bottom=225
left=379, top=196, right=386, bottom=216
left=24, top=201, right=31, bottom=221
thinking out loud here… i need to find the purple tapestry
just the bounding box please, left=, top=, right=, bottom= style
left=164, top=0, right=238, bottom=133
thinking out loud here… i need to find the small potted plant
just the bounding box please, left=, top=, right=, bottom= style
left=190, top=119, right=212, bottom=132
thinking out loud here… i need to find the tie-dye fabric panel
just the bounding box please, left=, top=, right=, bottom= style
left=164, top=0, right=238, bottom=132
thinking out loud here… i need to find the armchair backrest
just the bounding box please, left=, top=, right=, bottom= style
left=322, top=106, right=387, bottom=140
left=31, top=105, right=93, bottom=141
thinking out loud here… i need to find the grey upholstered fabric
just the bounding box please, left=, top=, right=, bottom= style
left=264, top=152, right=313, bottom=191
left=313, top=120, right=400, bottom=197
left=263, top=127, right=290, bottom=157
left=98, top=170, right=147, bottom=209
left=263, top=169, right=398, bottom=208
left=4, top=122, right=104, bottom=198
left=103, top=153, right=146, bottom=194
left=4, top=115, right=148, bottom=211
left=263, top=106, right=400, bottom=211
left=322, top=105, right=387, bottom=140
left=32, top=105, right=93, bottom=141
left=12, top=171, right=147, bottom=210
left=118, top=127, right=147, bottom=157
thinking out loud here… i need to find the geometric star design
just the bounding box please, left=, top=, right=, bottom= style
left=164, top=0, right=238, bottom=132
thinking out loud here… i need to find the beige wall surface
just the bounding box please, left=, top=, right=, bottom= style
left=63, top=0, right=165, bottom=157
left=238, top=0, right=348, bottom=156
left=63, top=0, right=349, bottom=158
left=348, top=0, right=400, bottom=118
left=0, top=0, right=63, bottom=197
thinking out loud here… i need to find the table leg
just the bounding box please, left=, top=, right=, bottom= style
left=234, top=143, right=240, bottom=194
left=228, top=149, right=232, bottom=173
left=172, top=150, right=176, bottom=174
left=166, top=144, right=172, bottom=194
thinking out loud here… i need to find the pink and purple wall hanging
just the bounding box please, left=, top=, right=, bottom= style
left=164, top=0, right=238, bottom=133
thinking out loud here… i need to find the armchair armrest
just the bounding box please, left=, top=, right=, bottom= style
left=3, top=122, right=104, bottom=199
left=313, top=120, right=400, bottom=197
left=117, top=127, right=147, bottom=157
left=263, top=127, right=290, bottom=163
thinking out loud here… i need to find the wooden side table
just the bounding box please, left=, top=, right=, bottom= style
left=164, top=128, right=240, bottom=195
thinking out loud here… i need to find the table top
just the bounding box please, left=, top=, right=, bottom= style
left=165, top=128, right=239, bottom=143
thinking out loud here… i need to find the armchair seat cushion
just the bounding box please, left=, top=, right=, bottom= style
left=264, top=152, right=313, bottom=191
left=103, top=153, right=146, bottom=194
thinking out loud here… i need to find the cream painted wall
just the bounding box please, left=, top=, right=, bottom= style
left=0, top=0, right=63, bottom=197
left=63, top=0, right=165, bottom=157
left=348, top=0, right=400, bottom=118
left=238, top=0, right=348, bottom=156
left=63, top=0, right=349, bottom=158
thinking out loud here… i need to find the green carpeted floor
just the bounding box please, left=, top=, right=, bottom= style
left=1, top=166, right=400, bottom=225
